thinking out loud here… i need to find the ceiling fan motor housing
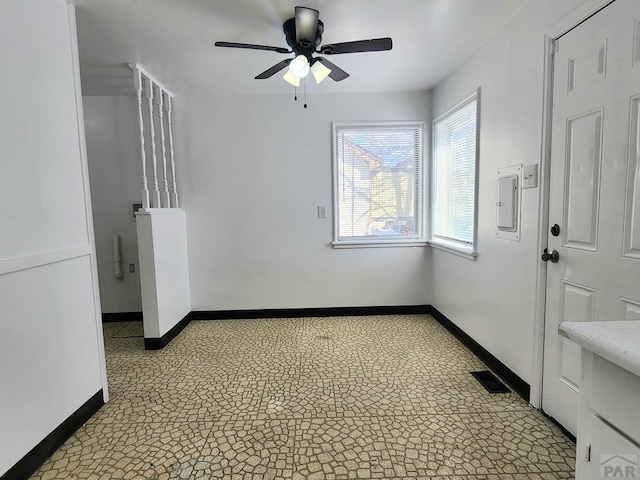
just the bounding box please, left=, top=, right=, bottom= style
left=283, top=17, right=324, bottom=61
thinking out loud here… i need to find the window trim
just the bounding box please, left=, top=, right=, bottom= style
left=332, top=121, right=426, bottom=247
left=429, top=89, right=480, bottom=260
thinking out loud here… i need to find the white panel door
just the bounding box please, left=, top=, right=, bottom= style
left=542, top=0, right=640, bottom=435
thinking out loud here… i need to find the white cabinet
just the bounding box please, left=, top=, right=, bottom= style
left=577, top=351, right=640, bottom=479
left=560, top=321, right=640, bottom=480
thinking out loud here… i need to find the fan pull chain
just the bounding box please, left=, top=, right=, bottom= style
left=294, top=84, right=297, bottom=102
left=304, top=78, right=307, bottom=109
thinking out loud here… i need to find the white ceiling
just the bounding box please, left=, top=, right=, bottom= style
left=72, top=0, right=528, bottom=96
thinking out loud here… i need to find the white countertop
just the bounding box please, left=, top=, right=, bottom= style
left=559, top=320, right=640, bottom=378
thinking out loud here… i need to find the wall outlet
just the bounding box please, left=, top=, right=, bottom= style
left=129, top=263, right=135, bottom=273
left=129, top=201, right=143, bottom=222
left=317, top=206, right=327, bottom=219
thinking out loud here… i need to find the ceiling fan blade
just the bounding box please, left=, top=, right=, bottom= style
left=295, top=6, right=319, bottom=45
left=315, top=58, right=349, bottom=82
left=255, top=59, right=293, bottom=79
left=215, top=41, right=290, bottom=54
left=319, top=37, right=392, bottom=55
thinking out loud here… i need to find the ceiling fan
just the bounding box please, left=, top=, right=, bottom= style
left=214, top=6, right=392, bottom=87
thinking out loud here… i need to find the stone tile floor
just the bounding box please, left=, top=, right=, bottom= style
left=30, top=315, right=576, bottom=479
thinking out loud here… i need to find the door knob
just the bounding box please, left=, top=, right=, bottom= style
left=541, top=248, right=559, bottom=263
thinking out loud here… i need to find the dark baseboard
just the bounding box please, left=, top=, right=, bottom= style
left=1, top=390, right=104, bottom=480
left=144, top=312, right=192, bottom=350
left=102, top=311, right=143, bottom=323
left=542, top=411, right=577, bottom=444
left=190, top=304, right=431, bottom=321
left=427, top=306, right=531, bottom=402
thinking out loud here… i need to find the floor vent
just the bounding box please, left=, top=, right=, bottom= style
left=470, top=370, right=510, bottom=394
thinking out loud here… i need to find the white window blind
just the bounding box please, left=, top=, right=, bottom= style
left=334, top=124, right=423, bottom=243
left=432, top=97, right=478, bottom=247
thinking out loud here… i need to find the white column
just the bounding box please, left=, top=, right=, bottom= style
left=156, top=87, right=170, bottom=208
left=145, top=78, right=161, bottom=208
left=166, top=96, right=179, bottom=208
left=134, top=70, right=150, bottom=209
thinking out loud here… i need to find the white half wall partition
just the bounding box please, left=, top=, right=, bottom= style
left=137, top=209, right=191, bottom=344
left=129, top=64, right=191, bottom=347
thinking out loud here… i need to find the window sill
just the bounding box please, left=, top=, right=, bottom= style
left=332, top=240, right=428, bottom=249
left=428, top=239, right=477, bottom=260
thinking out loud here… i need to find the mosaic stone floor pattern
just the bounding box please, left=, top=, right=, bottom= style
left=30, top=315, right=576, bottom=479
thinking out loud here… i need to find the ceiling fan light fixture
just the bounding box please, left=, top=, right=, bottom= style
left=215, top=6, right=393, bottom=87
left=283, top=70, right=301, bottom=87
left=289, top=54, right=310, bottom=78
left=310, top=60, right=332, bottom=84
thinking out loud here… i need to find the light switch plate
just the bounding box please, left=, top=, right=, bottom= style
left=523, top=164, right=538, bottom=189
left=317, top=206, right=327, bottom=219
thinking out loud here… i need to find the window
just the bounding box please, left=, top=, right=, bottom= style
left=332, top=122, right=425, bottom=246
left=431, top=92, right=479, bottom=256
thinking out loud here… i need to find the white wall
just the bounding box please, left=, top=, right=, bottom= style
left=177, top=91, right=432, bottom=311
left=84, top=96, right=143, bottom=314
left=429, top=0, right=591, bottom=385
left=0, top=1, right=106, bottom=475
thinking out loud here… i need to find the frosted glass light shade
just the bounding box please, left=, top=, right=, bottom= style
left=289, top=55, right=310, bottom=78
left=311, top=61, right=332, bottom=84
left=283, top=70, right=301, bottom=87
